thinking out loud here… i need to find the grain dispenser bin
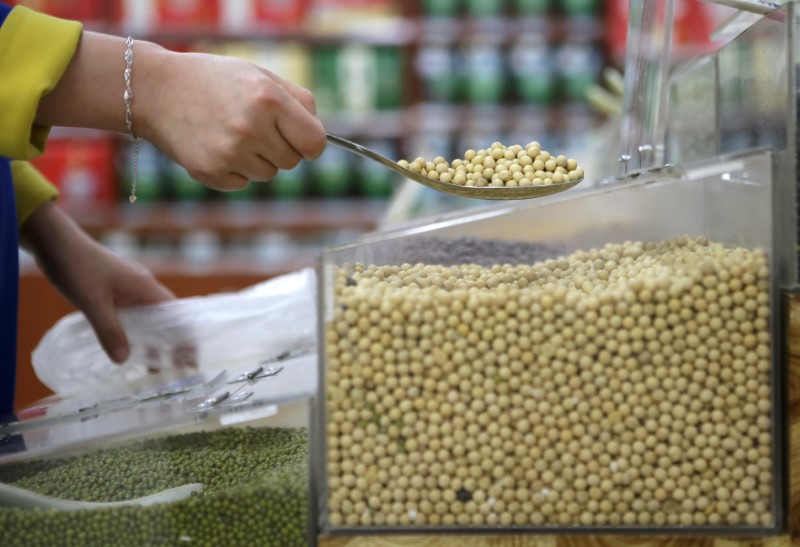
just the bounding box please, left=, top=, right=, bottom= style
left=313, top=0, right=800, bottom=539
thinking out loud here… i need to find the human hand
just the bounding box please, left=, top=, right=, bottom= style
left=136, top=47, right=327, bottom=191
left=20, top=202, right=180, bottom=364
left=34, top=33, right=327, bottom=191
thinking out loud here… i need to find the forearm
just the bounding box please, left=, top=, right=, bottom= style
left=34, top=32, right=170, bottom=138
left=18, top=200, right=88, bottom=261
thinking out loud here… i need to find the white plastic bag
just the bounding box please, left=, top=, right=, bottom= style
left=32, top=268, right=317, bottom=398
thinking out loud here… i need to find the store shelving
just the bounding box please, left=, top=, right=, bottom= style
left=83, top=15, right=606, bottom=46
left=87, top=19, right=418, bottom=46
left=63, top=199, right=386, bottom=238
left=416, top=14, right=607, bottom=43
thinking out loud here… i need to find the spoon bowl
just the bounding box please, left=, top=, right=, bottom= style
left=326, top=134, right=582, bottom=200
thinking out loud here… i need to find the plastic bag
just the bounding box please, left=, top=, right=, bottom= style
left=32, top=268, right=317, bottom=398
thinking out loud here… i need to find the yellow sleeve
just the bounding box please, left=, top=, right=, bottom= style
left=11, top=161, right=59, bottom=227
left=0, top=6, right=82, bottom=160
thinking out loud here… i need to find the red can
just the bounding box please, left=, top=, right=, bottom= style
left=30, top=136, right=118, bottom=207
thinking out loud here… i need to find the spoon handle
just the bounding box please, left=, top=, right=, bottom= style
left=326, top=134, right=404, bottom=173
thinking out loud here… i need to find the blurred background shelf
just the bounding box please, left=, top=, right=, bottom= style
left=98, top=19, right=418, bottom=46
left=63, top=199, right=386, bottom=237
left=86, top=16, right=607, bottom=45
left=416, top=15, right=607, bottom=43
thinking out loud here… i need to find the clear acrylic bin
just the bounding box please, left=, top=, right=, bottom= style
left=0, top=354, right=316, bottom=547
left=313, top=149, right=789, bottom=535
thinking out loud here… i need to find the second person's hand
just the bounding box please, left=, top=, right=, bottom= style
left=19, top=201, right=178, bottom=364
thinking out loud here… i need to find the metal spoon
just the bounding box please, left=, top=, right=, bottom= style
left=0, top=481, right=203, bottom=511
left=326, top=134, right=582, bottom=200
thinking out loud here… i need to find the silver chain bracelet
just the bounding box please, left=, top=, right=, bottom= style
left=124, top=36, right=140, bottom=204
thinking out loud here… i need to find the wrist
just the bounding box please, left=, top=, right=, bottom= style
left=130, top=40, right=171, bottom=142
left=19, top=200, right=58, bottom=253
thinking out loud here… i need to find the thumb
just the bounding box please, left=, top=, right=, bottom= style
left=84, top=302, right=130, bottom=364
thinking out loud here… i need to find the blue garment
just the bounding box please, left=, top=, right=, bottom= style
left=1, top=3, right=19, bottom=417
left=0, top=158, right=17, bottom=417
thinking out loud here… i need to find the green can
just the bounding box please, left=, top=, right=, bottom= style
left=557, top=43, right=602, bottom=102
left=416, top=43, right=458, bottom=102
left=423, top=0, right=461, bottom=17
left=462, top=41, right=506, bottom=105
left=357, top=140, right=397, bottom=199
left=312, top=145, right=351, bottom=197
left=465, top=0, right=505, bottom=16
left=374, top=47, right=403, bottom=110
left=312, top=46, right=341, bottom=114
left=270, top=162, right=308, bottom=200
left=509, top=38, right=556, bottom=104
left=513, top=0, right=550, bottom=15
left=164, top=159, right=206, bottom=202
left=562, top=0, right=600, bottom=16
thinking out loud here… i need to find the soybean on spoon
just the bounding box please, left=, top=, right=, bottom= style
left=325, top=134, right=582, bottom=200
